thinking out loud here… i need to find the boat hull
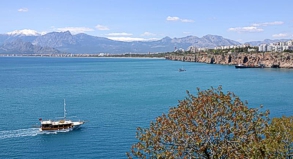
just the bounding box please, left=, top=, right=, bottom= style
left=235, top=65, right=264, bottom=68
left=39, top=125, right=82, bottom=132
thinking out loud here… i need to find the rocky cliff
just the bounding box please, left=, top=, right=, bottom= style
left=165, top=52, right=293, bottom=68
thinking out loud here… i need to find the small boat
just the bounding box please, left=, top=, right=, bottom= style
left=39, top=99, right=85, bottom=132
left=235, top=64, right=264, bottom=69
left=179, top=67, right=186, bottom=72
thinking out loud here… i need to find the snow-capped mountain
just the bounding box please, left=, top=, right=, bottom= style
left=1, top=30, right=289, bottom=54
left=6, top=29, right=43, bottom=36
left=0, top=31, right=242, bottom=54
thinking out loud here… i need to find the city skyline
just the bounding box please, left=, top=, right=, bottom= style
left=1, top=0, right=293, bottom=42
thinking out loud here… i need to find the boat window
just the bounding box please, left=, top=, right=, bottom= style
left=42, top=124, right=51, bottom=128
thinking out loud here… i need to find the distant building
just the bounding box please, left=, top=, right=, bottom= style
left=244, top=43, right=250, bottom=47
left=188, top=46, right=197, bottom=53
left=267, top=45, right=273, bottom=52
left=98, top=53, right=109, bottom=56
left=175, top=48, right=185, bottom=53
left=258, top=44, right=267, bottom=52
left=258, top=40, right=293, bottom=52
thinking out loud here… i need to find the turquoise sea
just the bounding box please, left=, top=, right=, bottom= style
left=0, top=57, right=292, bottom=158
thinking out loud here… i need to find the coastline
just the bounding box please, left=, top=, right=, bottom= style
left=165, top=52, right=293, bottom=69
left=3, top=52, right=293, bottom=69
left=0, top=53, right=165, bottom=60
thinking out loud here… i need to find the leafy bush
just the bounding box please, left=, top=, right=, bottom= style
left=127, top=86, right=293, bottom=158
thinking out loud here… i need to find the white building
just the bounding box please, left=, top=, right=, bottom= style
left=175, top=48, right=185, bottom=53
left=258, top=44, right=267, bottom=52
left=267, top=45, right=273, bottom=52
left=258, top=40, right=293, bottom=52
left=188, top=46, right=197, bottom=53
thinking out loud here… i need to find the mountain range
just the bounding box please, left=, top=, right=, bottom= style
left=0, top=31, right=290, bottom=54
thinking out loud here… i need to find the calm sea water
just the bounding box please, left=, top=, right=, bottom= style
left=0, top=57, right=292, bottom=158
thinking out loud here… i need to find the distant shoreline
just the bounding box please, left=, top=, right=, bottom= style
left=0, top=53, right=165, bottom=60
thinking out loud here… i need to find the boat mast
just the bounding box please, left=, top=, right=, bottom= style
left=64, top=99, right=67, bottom=119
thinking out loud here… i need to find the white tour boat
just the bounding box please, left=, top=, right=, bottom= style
left=39, top=99, right=85, bottom=132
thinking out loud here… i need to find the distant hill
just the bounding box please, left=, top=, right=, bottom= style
left=0, top=39, right=61, bottom=54
left=3, top=31, right=287, bottom=54
left=32, top=32, right=240, bottom=53
left=0, top=34, right=37, bottom=44
left=32, top=31, right=130, bottom=53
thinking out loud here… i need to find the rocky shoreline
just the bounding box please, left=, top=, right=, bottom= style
left=165, top=52, right=293, bottom=68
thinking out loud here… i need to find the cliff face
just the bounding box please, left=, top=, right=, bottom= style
left=165, top=52, right=293, bottom=68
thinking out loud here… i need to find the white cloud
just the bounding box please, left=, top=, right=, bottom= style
left=141, top=32, right=156, bottom=36
left=228, top=26, right=263, bottom=32
left=39, top=31, right=47, bottom=35
left=181, top=19, right=194, bottom=23
left=7, top=29, right=41, bottom=36
left=95, top=25, right=109, bottom=30
left=57, top=27, right=94, bottom=34
left=107, top=37, right=159, bottom=42
left=167, top=16, right=180, bottom=21
left=166, top=16, right=194, bottom=23
left=272, top=33, right=289, bottom=38
left=229, top=21, right=284, bottom=34
left=18, top=8, right=28, bottom=12
left=252, top=21, right=284, bottom=27
left=107, top=32, right=132, bottom=36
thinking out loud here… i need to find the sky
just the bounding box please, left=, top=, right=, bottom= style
left=1, top=0, right=293, bottom=43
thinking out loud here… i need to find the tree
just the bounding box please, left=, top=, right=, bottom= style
left=127, top=86, right=292, bottom=158
left=262, top=116, right=293, bottom=158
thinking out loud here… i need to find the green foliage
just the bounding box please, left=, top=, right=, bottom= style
left=127, top=86, right=293, bottom=158
left=263, top=116, right=293, bottom=158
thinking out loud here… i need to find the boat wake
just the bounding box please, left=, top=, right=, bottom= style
left=0, top=127, right=76, bottom=139
left=0, top=128, right=39, bottom=139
